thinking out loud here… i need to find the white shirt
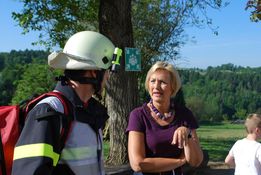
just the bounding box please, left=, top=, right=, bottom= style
left=229, top=138, right=261, bottom=175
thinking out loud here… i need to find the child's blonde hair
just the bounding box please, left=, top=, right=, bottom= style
left=245, top=113, right=261, bottom=133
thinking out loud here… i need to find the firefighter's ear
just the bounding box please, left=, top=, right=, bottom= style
left=90, top=70, right=97, bottom=78
left=68, top=81, right=76, bottom=88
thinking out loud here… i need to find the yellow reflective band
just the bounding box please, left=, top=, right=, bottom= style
left=13, top=143, right=60, bottom=166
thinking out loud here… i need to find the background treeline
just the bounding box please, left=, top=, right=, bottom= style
left=0, top=50, right=260, bottom=123
left=179, top=65, right=261, bottom=122
left=0, top=50, right=61, bottom=105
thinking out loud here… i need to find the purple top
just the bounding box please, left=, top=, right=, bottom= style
left=126, top=103, right=198, bottom=174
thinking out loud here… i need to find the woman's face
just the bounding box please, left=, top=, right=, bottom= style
left=148, top=69, right=173, bottom=103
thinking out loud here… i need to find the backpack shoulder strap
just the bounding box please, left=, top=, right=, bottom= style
left=25, top=91, right=73, bottom=153
left=25, top=91, right=70, bottom=115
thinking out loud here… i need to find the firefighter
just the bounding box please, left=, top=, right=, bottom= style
left=12, top=31, right=122, bottom=175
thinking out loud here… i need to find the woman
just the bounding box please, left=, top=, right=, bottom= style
left=126, top=61, right=203, bottom=175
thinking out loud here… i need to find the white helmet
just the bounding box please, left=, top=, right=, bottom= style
left=48, top=31, right=115, bottom=70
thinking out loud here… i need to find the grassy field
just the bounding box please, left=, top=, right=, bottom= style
left=104, top=123, right=246, bottom=162
left=197, top=123, right=245, bottom=161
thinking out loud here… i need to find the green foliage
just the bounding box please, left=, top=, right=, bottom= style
left=11, top=64, right=61, bottom=104
left=0, top=64, right=26, bottom=104
left=12, top=0, right=99, bottom=48
left=179, top=64, right=261, bottom=122
left=235, top=109, right=247, bottom=120
left=245, top=0, right=261, bottom=22
left=0, top=53, right=7, bottom=71
left=0, top=50, right=52, bottom=105
left=5, top=49, right=48, bottom=66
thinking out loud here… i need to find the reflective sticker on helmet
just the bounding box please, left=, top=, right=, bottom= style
left=111, top=47, right=122, bottom=72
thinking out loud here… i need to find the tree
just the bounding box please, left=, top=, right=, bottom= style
left=0, top=64, right=25, bottom=105
left=99, top=0, right=138, bottom=165
left=186, top=96, right=205, bottom=121
left=12, top=64, right=60, bottom=104
left=0, top=50, right=49, bottom=105
left=246, top=0, right=261, bottom=21
left=0, top=54, right=6, bottom=71
left=12, top=0, right=228, bottom=165
left=12, top=1, right=99, bottom=49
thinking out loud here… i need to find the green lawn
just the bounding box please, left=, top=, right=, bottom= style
left=197, top=123, right=245, bottom=161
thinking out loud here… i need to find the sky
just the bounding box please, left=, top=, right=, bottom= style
left=1, top=0, right=261, bottom=69
left=178, top=1, right=261, bottom=69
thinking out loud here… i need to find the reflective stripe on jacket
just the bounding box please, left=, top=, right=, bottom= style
left=59, top=122, right=104, bottom=175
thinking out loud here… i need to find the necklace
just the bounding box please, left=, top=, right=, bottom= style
left=149, top=99, right=174, bottom=120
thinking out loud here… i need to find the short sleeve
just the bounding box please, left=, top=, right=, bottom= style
left=228, top=141, right=238, bottom=157
left=229, top=146, right=235, bottom=157
left=256, top=145, right=261, bottom=163
left=126, top=106, right=145, bottom=133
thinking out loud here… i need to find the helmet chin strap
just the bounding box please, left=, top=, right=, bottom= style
left=56, top=70, right=105, bottom=100
left=67, top=77, right=99, bottom=85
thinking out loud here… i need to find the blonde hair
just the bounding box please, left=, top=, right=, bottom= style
left=145, top=61, right=181, bottom=97
left=245, top=113, right=261, bottom=133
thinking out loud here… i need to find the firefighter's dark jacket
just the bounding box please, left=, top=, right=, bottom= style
left=11, top=82, right=109, bottom=175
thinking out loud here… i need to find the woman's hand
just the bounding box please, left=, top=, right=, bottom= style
left=171, top=126, right=190, bottom=148
left=183, top=130, right=203, bottom=167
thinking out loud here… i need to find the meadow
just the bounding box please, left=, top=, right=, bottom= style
left=197, top=123, right=245, bottom=161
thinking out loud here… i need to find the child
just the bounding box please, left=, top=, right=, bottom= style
left=225, top=113, right=261, bottom=175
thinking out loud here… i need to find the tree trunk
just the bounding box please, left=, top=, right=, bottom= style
left=99, top=0, right=139, bottom=165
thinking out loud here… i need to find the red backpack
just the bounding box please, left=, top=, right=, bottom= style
left=0, top=91, right=72, bottom=175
